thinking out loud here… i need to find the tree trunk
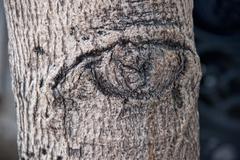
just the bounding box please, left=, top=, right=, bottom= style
left=4, top=0, right=201, bottom=159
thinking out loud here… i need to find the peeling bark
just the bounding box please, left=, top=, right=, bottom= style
left=4, top=0, right=201, bottom=159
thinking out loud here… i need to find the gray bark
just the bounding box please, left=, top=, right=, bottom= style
left=4, top=0, right=201, bottom=159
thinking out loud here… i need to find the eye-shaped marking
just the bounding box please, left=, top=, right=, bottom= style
left=51, top=35, right=188, bottom=101
left=88, top=39, right=184, bottom=100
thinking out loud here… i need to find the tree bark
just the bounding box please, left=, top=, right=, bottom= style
left=4, top=0, right=201, bottom=159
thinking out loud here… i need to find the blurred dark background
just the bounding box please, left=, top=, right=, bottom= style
left=0, top=0, right=240, bottom=159
left=194, top=0, right=240, bottom=160
left=0, top=0, right=18, bottom=160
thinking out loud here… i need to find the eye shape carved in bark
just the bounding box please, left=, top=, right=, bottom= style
left=51, top=38, right=185, bottom=101
left=90, top=39, right=184, bottom=100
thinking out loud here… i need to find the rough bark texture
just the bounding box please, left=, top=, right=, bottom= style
left=4, top=0, right=201, bottom=159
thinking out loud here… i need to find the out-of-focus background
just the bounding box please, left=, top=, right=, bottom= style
left=0, top=0, right=18, bottom=160
left=0, top=0, right=240, bottom=159
left=194, top=0, right=240, bottom=160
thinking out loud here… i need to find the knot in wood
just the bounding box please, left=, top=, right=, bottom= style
left=91, top=40, right=183, bottom=100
